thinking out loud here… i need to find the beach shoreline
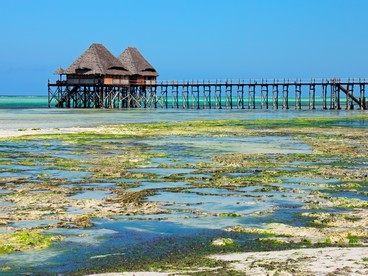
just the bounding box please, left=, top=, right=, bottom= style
left=86, top=247, right=368, bottom=275
left=210, top=247, right=368, bottom=275
left=0, top=126, right=103, bottom=138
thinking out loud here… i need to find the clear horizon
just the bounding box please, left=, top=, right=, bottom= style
left=1, top=0, right=368, bottom=96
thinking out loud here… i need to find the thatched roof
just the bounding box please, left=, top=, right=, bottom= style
left=53, top=67, right=65, bottom=75
left=64, top=43, right=131, bottom=76
left=118, top=47, right=159, bottom=77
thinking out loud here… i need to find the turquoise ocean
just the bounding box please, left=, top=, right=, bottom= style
left=0, top=95, right=365, bottom=131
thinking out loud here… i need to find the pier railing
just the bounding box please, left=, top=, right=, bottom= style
left=48, top=78, right=367, bottom=110
left=154, top=78, right=367, bottom=85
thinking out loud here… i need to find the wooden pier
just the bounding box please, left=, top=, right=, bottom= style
left=48, top=79, right=367, bottom=110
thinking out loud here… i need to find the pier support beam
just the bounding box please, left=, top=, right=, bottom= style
left=225, top=81, right=233, bottom=109
left=322, top=81, right=328, bottom=110
left=295, top=82, right=302, bottom=109
left=182, top=83, right=189, bottom=109
left=331, top=83, right=341, bottom=110
left=191, top=82, right=200, bottom=109
left=360, top=83, right=365, bottom=110
left=272, top=83, right=279, bottom=109
left=236, top=82, right=245, bottom=109
left=248, top=84, right=256, bottom=109
left=171, top=83, right=178, bottom=108
left=346, top=82, right=354, bottom=110
left=214, top=81, right=222, bottom=109
left=260, top=82, right=269, bottom=109
left=203, top=82, right=211, bottom=109
left=309, top=82, right=316, bottom=110
left=282, top=83, right=289, bottom=110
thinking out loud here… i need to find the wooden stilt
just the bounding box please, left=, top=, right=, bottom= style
left=282, top=82, right=289, bottom=110
left=309, top=81, right=316, bottom=110
left=360, top=82, right=365, bottom=110
left=322, top=80, right=327, bottom=110
left=295, top=81, right=302, bottom=110
left=237, top=81, right=244, bottom=109
left=248, top=83, right=255, bottom=109
left=272, top=82, right=279, bottom=109
left=261, top=81, right=269, bottom=109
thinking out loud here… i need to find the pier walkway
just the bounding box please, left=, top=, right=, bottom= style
left=48, top=78, right=367, bottom=110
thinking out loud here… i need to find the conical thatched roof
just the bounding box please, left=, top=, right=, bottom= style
left=64, top=43, right=131, bottom=76
left=118, top=47, right=158, bottom=77
left=53, top=67, right=65, bottom=75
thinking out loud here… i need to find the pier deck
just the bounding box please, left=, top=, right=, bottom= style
left=48, top=79, right=367, bottom=110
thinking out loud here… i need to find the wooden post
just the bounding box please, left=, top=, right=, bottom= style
left=171, top=82, right=177, bottom=108
left=330, top=83, right=334, bottom=110
left=272, top=82, right=279, bottom=109
left=118, top=87, right=121, bottom=109
left=48, top=80, right=51, bottom=108
left=261, top=81, right=269, bottom=109
left=197, top=82, right=200, bottom=109
left=295, top=81, right=302, bottom=110
left=346, top=82, right=353, bottom=110
left=282, top=81, right=289, bottom=109
left=322, top=80, right=327, bottom=110
left=225, top=81, right=233, bottom=109
left=337, top=83, right=341, bottom=110
left=360, top=82, right=365, bottom=110
left=237, top=81, right=244, bottom=109
left=208, top=81, right=212, bottom=109
left=203, top=81, right=211, bottom=109
left=309, top=81, right=316, bottom=110
left=215, top=81, right=222, bottom=109
left=248, top=83, right=255, bottom=109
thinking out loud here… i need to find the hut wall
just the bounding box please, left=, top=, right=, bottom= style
left=104, top=76, right=130, bottom=85
left=144, top=76, right=156, bottom=85
left=67, top=75, right=101, bottom=85
left=130, top=76, right=156, bottom=85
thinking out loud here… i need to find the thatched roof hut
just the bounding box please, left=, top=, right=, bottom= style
left=53, top=67, right=65, bottom=75
left=64, top=43, right=131, bottom=76
left=118, top=47, right=158, bottom=77
left=56, top=44, right=157, bottom=85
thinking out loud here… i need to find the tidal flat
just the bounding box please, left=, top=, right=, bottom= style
left=0, top=114, right=367, bottom=274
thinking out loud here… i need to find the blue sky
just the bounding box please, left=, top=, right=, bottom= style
left=0, top=0, right=367, bottom=95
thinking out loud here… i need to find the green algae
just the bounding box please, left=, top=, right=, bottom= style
left=0, top=230, right=63, bottom=254
left=347, top=233, right=360, bottom=244
left=225, top=225, right=281, bottom=236
left=304, top=196, right=368, bottom=209
left=3, top=114, right=366, bottom=143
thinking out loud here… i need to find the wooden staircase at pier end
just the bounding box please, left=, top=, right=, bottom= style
left=55, top=85, right=80, bottom=108
left=336, top=84, right=366, bottom=110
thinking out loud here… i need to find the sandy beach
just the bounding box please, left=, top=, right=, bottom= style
left=211, top=247, right=368, bottom=275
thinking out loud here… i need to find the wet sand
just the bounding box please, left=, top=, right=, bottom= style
left=87, top=247, right=368, bottom=275
left=211, top=247, right=368, bottom=275
left=0, top=127, right=103, bottom=138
